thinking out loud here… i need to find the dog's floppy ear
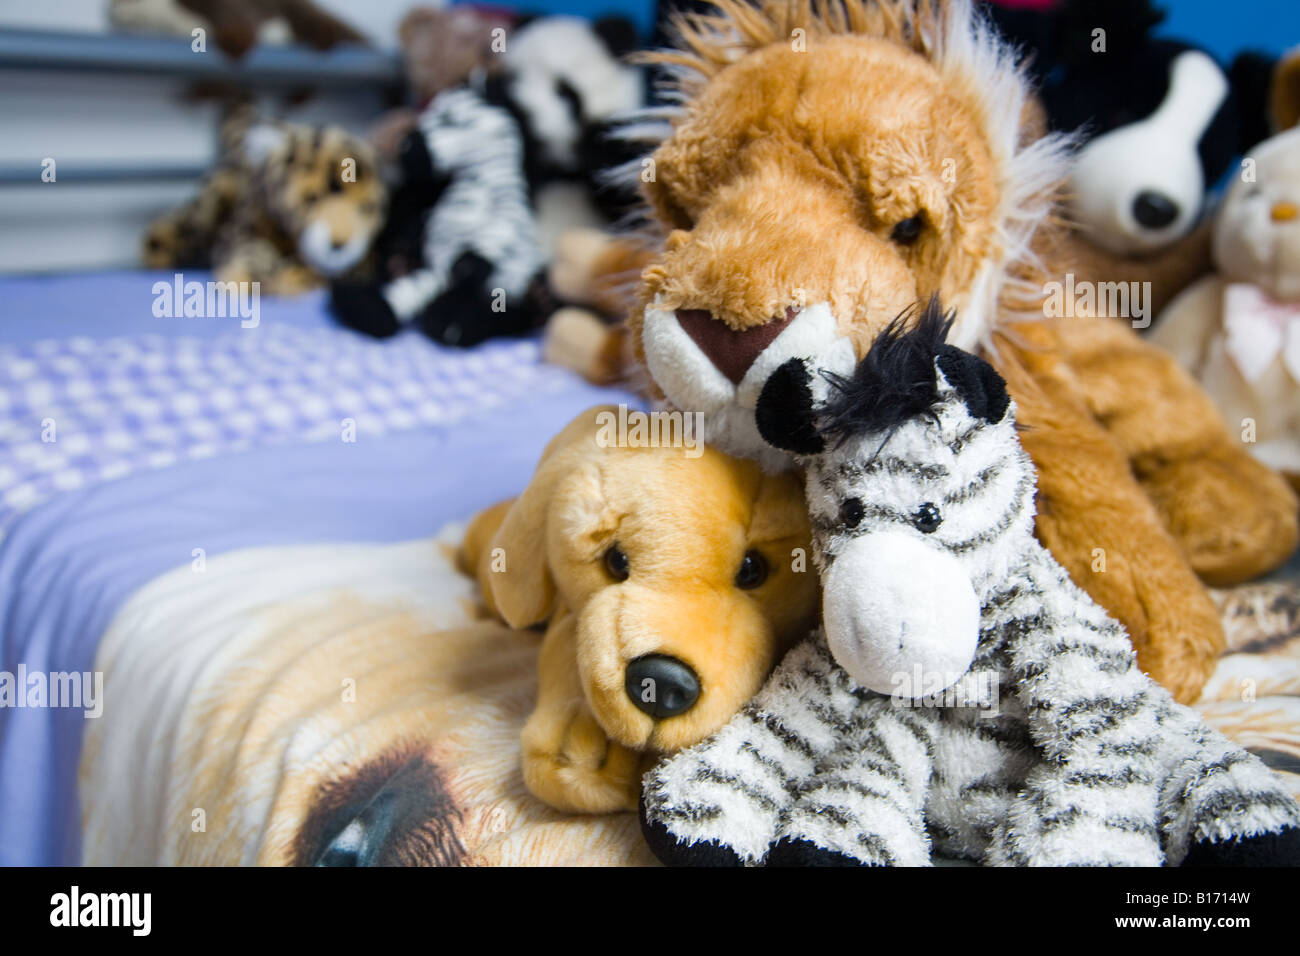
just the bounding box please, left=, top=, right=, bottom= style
left=935, top=345, right=1011, bottom=424
left=756, top=358, right=825, bottom=454
left=487, top=406, right=616, bottom=628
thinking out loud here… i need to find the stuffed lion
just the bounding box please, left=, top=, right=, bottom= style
left=618, top=0, right=1298, bottom=704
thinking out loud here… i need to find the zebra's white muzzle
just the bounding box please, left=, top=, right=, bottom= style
left=822, top=531, right=980, bottom=698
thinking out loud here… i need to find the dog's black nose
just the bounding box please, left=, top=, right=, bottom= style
left=626, top=655, right=699, bottom=718
left=1132, top=191, right=1180, bottom=229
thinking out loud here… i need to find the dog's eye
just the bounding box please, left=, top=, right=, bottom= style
left=890, top=214, right=924, bottom=245
left=734, top=550, right=768, bottom=590
left=840, top=497, right=865, bottom=529
left=603, top=544, right=630, bottom=581
left=912, top=502, right=942, bottom=533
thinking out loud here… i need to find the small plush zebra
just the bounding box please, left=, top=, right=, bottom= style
left=641, top=300, right=1300, bottom=866
left=332, top=87, right=550, bottom=346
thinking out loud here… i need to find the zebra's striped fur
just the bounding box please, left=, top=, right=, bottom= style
left=382, top=88, right=546, bottom=324
left=643, top=347, right=1300, bottom=867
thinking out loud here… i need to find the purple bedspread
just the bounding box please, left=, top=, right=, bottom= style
left=0, top=271, right=642, bottom=865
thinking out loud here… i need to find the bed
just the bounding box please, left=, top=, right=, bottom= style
left=1, top=271, right=1297, bottom=866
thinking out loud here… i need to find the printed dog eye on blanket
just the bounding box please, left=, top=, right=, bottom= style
left=640, top=299, right=1300, bottom=867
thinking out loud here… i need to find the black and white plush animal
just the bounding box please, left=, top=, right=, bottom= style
left=640, top=300, right=1300, bottom=866
left=331, top=87, right=551, bottom=347
left=332, top=15, right=647, bottom=346
left=988, top=0, right=1275, bottom=255
left=485, top=14, right=648, bottom=239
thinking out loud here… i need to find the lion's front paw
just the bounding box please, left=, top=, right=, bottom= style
left=1139, top=445, right=1299, bottom=586
left=547, top=228, right=615, bottom=304
left=521, top=703, right=641, bottom=814
left=1119, top=556, right=1224, bottom=705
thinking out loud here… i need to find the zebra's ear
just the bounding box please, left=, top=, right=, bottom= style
left=756, top=358, right=825, bottom=454
left=935, top=345, right=1011, bottom=424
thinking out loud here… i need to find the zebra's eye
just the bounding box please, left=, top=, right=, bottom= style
left=840, top=497, right=865, bottom=529
left=735, top=550, right=768, bottom=590
left=603, top=544, right=630, bottom=581
left=912, top=502, right=942, bottom=533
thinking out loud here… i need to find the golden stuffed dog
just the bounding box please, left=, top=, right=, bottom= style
left=619, top=0, right=1297, bottom=703
left=460, top=406, right=818, bottom=813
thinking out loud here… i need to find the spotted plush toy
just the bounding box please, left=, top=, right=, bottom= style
left=641, top=300, right=1300, bottom=867
left=143, top=107, right=385, bottom=294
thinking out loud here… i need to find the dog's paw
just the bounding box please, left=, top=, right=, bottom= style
left=547, top=228, right=613, bottom=304
left=1141, top=446, right=1299, bottom=587
left=521, top=703, right=640, bottom=814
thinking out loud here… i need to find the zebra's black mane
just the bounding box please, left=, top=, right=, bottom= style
left=819, top=296, right=953, bottom=446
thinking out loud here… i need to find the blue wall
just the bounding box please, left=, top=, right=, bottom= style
left=467, top=0, right=1300, bottom=57
left=1157, top=0, right=1300, bottom=61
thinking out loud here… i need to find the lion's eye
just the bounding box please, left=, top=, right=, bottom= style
left=604, top=544, right=630, bottom=581
left=891, top=213, right=925, bottom=245
left=912, top=502, right=942, bottom=533
left=735, top=550, right=768, bottom=589
left=840, top=497, right=865, bottom=529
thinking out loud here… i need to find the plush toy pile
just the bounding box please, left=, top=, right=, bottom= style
left=129, top=0, right=1300, bottom=868
left=623, top=0, right=1298, bottom=708
left=641, top=303, right=1300, bottom=866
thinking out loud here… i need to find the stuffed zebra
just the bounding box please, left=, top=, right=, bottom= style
left=331, top=87, right=551, bottom=347
left=640, top=299, right=1300, bottom=867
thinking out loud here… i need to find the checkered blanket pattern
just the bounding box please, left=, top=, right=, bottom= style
left=0, top=326, right=573, bottom=534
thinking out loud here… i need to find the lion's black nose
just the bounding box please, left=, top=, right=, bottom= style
left=625, top=655, right=699, bottom=718
left=1132, top=191, right=1179, bottom=229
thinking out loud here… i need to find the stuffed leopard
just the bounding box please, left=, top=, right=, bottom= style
left=143, top=106, right=385, bottom=294
left=641, top=300, right=1300, bottom=867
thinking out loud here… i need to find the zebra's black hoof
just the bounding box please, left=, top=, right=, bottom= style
left=638, top=794, right=746, bottom=867
left=1182, top=827, right=1300, bottom=866
left=765, top=837, right=869, bottom=867
left=331, top=281, right=400, bottom=337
